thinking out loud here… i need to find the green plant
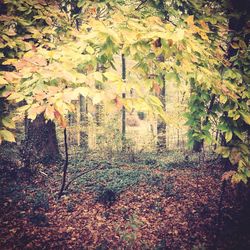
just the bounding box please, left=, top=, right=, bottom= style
left=96, top=188, right=118, bottom=206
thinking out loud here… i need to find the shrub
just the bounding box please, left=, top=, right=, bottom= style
left=96, top=188, right=118, bottom=206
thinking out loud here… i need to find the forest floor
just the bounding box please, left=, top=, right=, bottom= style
left=0, top=150, right=250, bottom=250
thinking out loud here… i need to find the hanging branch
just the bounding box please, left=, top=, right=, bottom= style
left=58, top=128, right=69, bottom=199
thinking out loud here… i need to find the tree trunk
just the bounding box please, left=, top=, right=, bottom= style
left=96, top=103, right=104, bottom=127
left=24, top=114, right=60, bottom=165
left=193, top=140, right=202, bottom=152
left=79, top=95, right=89, bottom=149
left=157, top=74, right=167, bottom=152
left=121, top=54, right=126, bottom=151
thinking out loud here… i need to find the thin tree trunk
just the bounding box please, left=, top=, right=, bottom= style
left=157, top=74, right=166, bottom=152
left=79, top=95, right=89, bottom=149
left=58, top=128, right=69, bottom=199
left=121, top=53, right=126, bottom=151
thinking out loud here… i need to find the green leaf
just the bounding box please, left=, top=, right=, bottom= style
left=225, top=131, right=233, bottom=142
left=2, top=117, right=15, bottom=129
left=245, top=168, right=250, bottom=178
left=239, top=111, right=250, bottom=125
left=233, top=130, right=244, bottom=141
left=0, top=130, right=15, bottom=142
left=216, top=146, right=230, bottom=158
left=86, top=46, right=95, bottom=55
left=77, top=0, right=85, bottom=7
left=219, top=95, right=227, bottom=104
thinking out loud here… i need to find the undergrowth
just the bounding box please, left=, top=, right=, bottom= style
left=64, top=150, right=218, bottom=202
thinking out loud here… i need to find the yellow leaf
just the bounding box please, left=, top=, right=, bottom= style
left=92, top=93, right=103, bottom=105
left=27, top=105, right=46, bottom=120
left=93, top=72, right=103, bottom=82
left=75, top=87, right=89, bottom=97
left=45, top=105, right=55, bottom=120
left=186, top=15, right=194, bottom=26
left=225, top=131, right=233, bottom=142
left=0, top=76, right=8, bottom=85
left=0, top=129, right=15, bottom=142
left=104, top=72, right=120, bottom=82
left=199, top=20, right=209, bottom=31
left=7, top=93, right=24, bottom=102
left=45, top=17, right=52, bottom=25
left=173, top=28, right=185, bottom=41
left=231, top=42, right=239, bottom=49
left=86, top=46, right=95, bottom=54
left=239, top=40, right=247, bottom=49
left=2, top=117, right=15, bottom=129
left=219, top=95, right=227, bottom=104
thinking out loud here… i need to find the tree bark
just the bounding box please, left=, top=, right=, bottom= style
left=58, top=128, right=68, bottom=199
left=157, top=74, right=167, bottom=152
left=79, top=95, right=89, bottom=149
left=121, top=54, right=126, bottom=151
left=24, top=113, right=60, bottom=165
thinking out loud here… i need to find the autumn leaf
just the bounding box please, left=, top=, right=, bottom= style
left=0, top=129, right=15, bottom=142
left=45, top=105, right=55, bottom=120
left=54, top=109, right=67, bottom=128
left=152, top=82, right=161, bottom=95
left=114, top=96, right=123, bottom=110
left=3, top=72, right=21, bottom=82
left=2, top=117, right=15, bottom=129
left=27, top=105, right=46, bottom=120
left=186, top=15, right=194, bottom=26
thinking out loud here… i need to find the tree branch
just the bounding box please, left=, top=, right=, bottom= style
left=135, top=0, right=148, bottom=11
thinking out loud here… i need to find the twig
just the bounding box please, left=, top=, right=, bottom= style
left=135, top=0, right=148, bottom=11
left=64, top=167, right=99, bottom=191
